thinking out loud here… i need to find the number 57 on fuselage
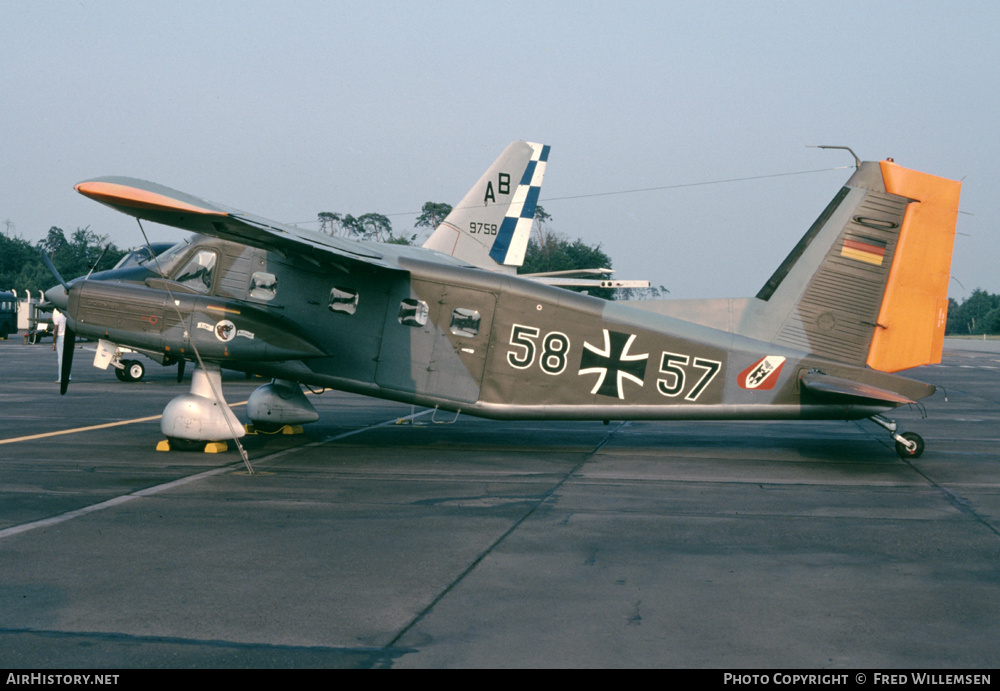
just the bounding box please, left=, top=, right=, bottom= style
left=48, top=141, right=961, bottom=458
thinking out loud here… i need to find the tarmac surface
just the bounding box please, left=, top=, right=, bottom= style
left=1, top=338, right=998, bottom=668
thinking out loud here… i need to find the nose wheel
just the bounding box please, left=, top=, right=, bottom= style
left=870, top=414, right=925, bottom=459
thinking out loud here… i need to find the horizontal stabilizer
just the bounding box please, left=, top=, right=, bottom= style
left=528, top=277, right=650, bottom=289
left=521, top=267, right=649, bottom=290
left=520, top=268, right=614, bottom=278
left=799, top=371, right=916, bottom=405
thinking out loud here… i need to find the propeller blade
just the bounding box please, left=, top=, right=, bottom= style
left=60, top=328, right=75, bottom=395
left=40, top=252, right=70, bottom=292
left=177, top=358, right=186, bottom=383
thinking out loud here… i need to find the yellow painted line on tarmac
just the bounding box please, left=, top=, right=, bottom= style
left=0, top=409, right=433, bottom=542
left=0, top=400, right=249, bottom=446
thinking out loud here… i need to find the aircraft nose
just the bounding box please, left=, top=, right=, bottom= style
left=45, top=283, right=69, bottom=311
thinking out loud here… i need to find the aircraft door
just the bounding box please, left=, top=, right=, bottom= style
left=375, top=279, right=497, bottom=404
left=428, top=284, right=497, bottom=404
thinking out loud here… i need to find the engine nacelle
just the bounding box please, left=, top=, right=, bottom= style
left=67, top=280, right=325, bottom=362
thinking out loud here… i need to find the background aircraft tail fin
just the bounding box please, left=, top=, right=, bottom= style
left=750, top=159, right=961, bottom=372
left=423, top=141, right=549, bottom=272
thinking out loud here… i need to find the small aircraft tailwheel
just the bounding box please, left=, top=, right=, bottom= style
left=895, top=432, right=925, bottom=459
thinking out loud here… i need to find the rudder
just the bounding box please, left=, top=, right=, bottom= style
left=866, top=162, right=961, bottom=372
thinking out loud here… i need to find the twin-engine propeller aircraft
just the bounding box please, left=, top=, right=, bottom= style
left=47, top=142, right=961, bottom=459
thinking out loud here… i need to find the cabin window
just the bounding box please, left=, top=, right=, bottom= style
left=398, top=298, right=428, bottom=327
left=173, top=249, right=217, bottom=293
left=449, top=308, right=481, bottom=337
left=249, top=272, right=278, bottom=300
left=328, top=287, right=359, bottom=314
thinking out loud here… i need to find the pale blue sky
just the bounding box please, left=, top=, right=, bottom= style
left=2, top=1, right=996, bottom=300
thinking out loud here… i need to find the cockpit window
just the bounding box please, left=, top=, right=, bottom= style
left=143, top=238, right=192, bottom=278
left=112, top=242, right=178, bottom=271
left=172, top=249, right=217, bottom=293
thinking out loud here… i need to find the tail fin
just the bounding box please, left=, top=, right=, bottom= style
left=748, top=159, right=961, bottom=372
left=423, top=141, right=549, bottom=272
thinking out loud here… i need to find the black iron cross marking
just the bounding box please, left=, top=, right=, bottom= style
left=578, top=329, right=648, bottom=399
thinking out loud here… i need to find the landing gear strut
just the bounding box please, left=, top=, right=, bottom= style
left=869, top=414, right=925, bottom=459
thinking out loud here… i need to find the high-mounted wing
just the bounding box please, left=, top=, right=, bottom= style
left=77, top=141, right=552, bottom=272
left=75, top=177, right=391, bottom=266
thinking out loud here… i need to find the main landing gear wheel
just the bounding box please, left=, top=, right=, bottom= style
left=126, top=360, right=145, bottom=381
left=894, top=432, right=925, bottom=459
left=116, top=359, right=146, bottom=382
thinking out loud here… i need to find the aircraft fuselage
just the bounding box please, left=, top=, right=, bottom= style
left=66, top=235, right=931, bottom=423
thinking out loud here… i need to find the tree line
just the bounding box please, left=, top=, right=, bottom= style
left=1, top=226, right=128, bottom=295
left=947, top=290, right=1000, bottom=335
left=316, top=201, right=453, bottom=244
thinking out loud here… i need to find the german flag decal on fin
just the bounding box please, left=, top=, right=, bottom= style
left=841, top=236, right=887, bottom=266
